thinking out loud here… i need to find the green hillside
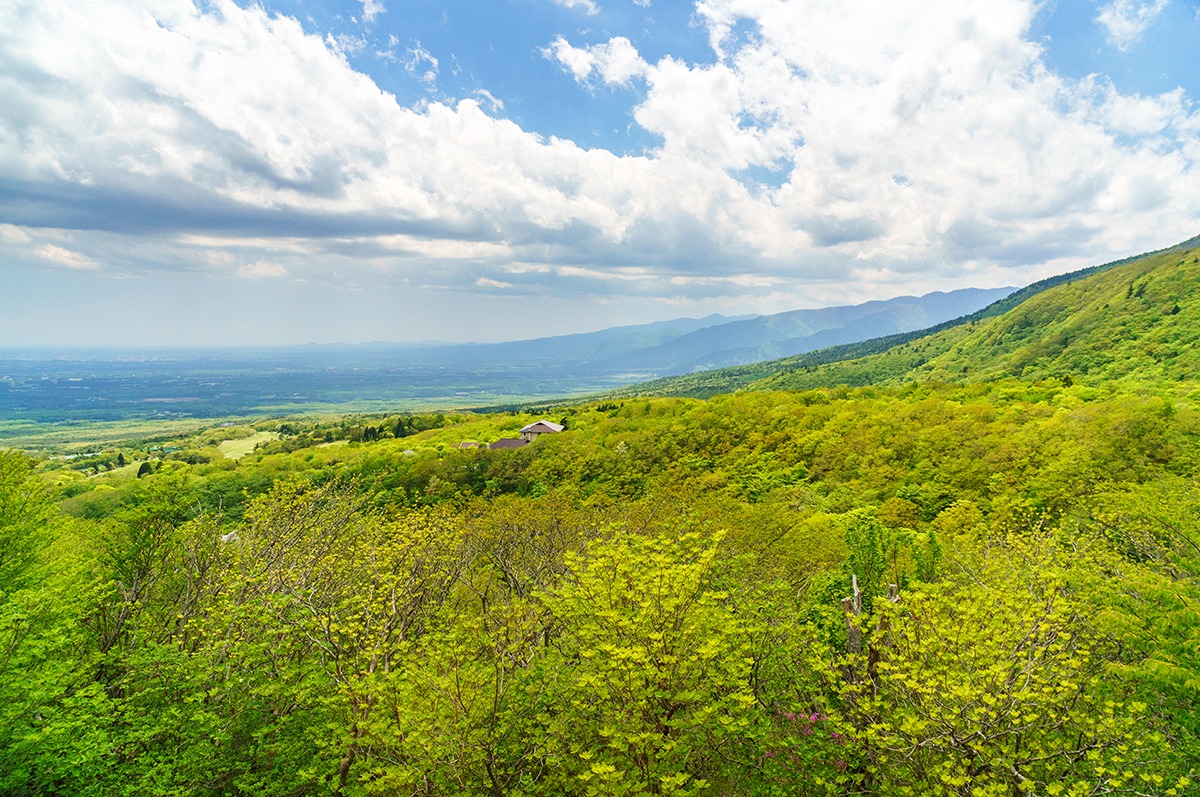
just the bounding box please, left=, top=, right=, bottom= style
left=630, top=234, right=1200, bottom=397
left=760, top=237, right=1200, bottom=391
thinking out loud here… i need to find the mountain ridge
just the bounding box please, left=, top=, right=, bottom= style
left=619, top=234, right=1200, bottom=398
left=392, top=286, right=1015, bottom=379
left=590, top=288, right=1013, bottom=375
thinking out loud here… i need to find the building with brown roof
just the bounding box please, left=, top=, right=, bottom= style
left=519, top=420, right=564, bottom=442
left=488, top=438, right=528, bottom=450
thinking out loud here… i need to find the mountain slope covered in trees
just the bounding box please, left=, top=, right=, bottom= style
left=627, top=234, right=1200, bottom=397
left=587, top=287, right=1013, bottom=373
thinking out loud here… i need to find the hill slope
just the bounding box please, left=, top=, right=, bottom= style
left=590, top=288, right=1013, bottom=374
left=624, top=234, right=1200, bottom=397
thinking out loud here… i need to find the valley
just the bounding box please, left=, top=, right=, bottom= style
left=0, top=286, right=1011, bottom=452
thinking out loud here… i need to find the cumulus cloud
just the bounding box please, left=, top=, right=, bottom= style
left=1095, top=83, right=1190, bottom=136
left=547, top=36, right=648, bottom=86
left=0, top=0, right=1197, bottom=324
left=1096, top=0, right=1169, bottom=50
left=666, top=0, right=1197, bottom=265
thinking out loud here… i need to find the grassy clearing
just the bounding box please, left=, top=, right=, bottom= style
left=218, top=431, right=280, bottom=460
left=0, top=417, right=241, bottom=455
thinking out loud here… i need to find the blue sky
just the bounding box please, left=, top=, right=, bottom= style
left=2, top=0, right=1198, bottom=346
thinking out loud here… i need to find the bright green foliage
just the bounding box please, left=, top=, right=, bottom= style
left=0, top=451, right=57, bottom=596
left=842, top=507, right=940, bottom=610
left=0, top=452, right=111, bottom=796
left=361, top=607, right=553, bottom=796
left=1063, top=479, right=1200, bottom=765
left=834, top=534, right=1185, bottom=796
left=204, top=481, right=469, bottom=795
left=536, top=531, right=762, bottom=795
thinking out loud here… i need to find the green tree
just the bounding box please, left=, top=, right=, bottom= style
left=832, top=533, right=1186, bottom=796
left=538, top=530, right=762, bottom=796
left=0, top=452, right=112, bottom=796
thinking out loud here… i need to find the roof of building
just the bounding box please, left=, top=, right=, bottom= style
left=488, top=438, right=529, bottom=450
left=520, top=420, right=564, bottom=434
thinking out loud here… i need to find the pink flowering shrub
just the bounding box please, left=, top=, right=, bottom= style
left=759, top=708, right=858, bottom=795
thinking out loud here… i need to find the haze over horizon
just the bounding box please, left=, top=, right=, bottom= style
left=3, top=0, right=1198, bottom=347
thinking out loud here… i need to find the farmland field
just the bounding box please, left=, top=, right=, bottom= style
left=0, top=346, right=621, bottom=451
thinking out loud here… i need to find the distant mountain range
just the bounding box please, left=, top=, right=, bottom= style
left=389, top=286, right=1016, bottom=380
left=0, top=287, right=1017, bottom=424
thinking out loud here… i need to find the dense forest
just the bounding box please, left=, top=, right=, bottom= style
left=3, top=241, right=1200, bottom=796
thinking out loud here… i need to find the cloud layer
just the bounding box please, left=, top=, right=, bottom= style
left=2, top=0, right=1198, bottom=343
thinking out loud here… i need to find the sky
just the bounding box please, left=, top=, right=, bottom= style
left=1, top=0, right=1198, bottom=347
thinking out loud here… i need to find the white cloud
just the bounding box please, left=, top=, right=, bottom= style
left=671, top=273, right=780, bottom=287
left=638, top=0, right=1200, bottom=264
left=472, top=88, right=505, bottom=113
left=546, top=36, right=597, bottom=82
left=360, top=0, right=385, bottom=24
left=1096, top=84, right=1189, bottom=136
left=0, top=224, right=32, bottom=244
left=204, top=250, right=238, bottom=269
left=1096, top=0, right=1169, bottom=50
left=326, top=32, right=368, bottom=57
left=590, top=37, right=648, bottom=86
left=404, top=42, right=439, bottom=87
left=502, top=263, right=552, bottom=274
left=557, top=265, right=653, bottom=281
left=237, top=261, right=287, bottom=278
left=475, top=276, right=513, bottom=288
left=553, top=0, right=599, bottom=14
left=547, top=36, right=648, bottom=87
left=0, top=0, right=1197, bottom=340
left=37, top=244, right=99, bottom=270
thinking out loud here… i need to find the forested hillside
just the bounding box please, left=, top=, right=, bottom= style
left=631, top=236, right=1200, bottom=397
left=4, top=240, right=1200, bottom=796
